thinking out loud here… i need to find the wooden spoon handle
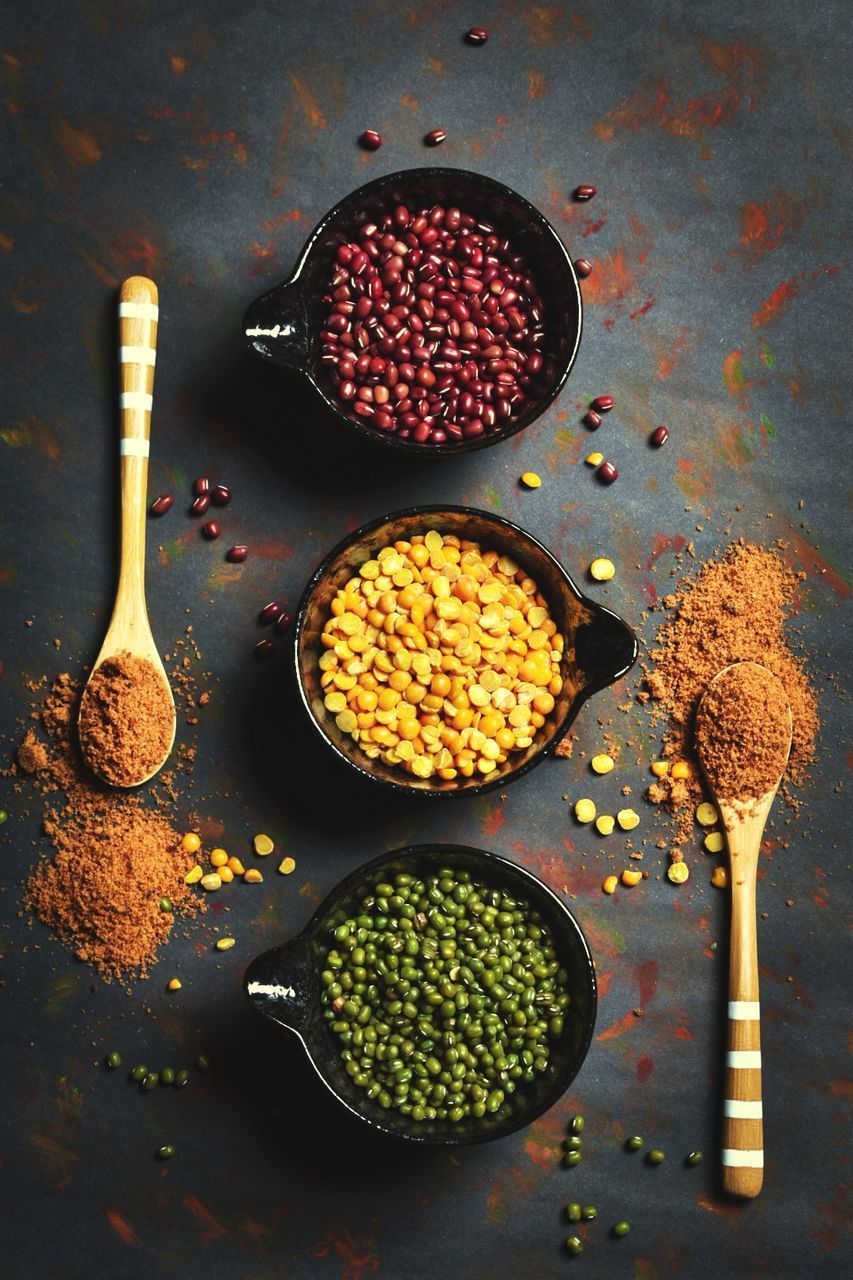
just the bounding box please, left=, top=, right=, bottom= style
left=116, top=276, right=159, bottom=614
left=723, top=873, right=764, bottom=1196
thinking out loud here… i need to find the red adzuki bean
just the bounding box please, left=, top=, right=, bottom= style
left=424, top=129, right=447, bottom=146
left=259, top=601, right=284, bottom=625
left=650, top=426, right=669, bottom=447
left=190, top=494, right=211, bottom=516
left=274, top=611, right=293, bottom=635
left=591, top=395, right=614, bottom=413
left=193, top=476, right=210, bottom=496
left=465, top=26, right=488, bottom=44
left=254, top=639, right=275, bottom=660
left=211, top=484, right=231, bottom=506
left=597, top=461, right=618, bottom=484
left=584, top=410, right=602, bottom=430
left=150, top=495, right=173, bottom=516
left=574, top=258, right=593, bottom=278
left=321, top=201, right=549, bottom=446
left=226, top=545, right=248, bottom=563
left=360, top=130, right=382, bottom=150
left=202, top=520, right=220, bottom=539
left=574, top=185, right=597, bottom=201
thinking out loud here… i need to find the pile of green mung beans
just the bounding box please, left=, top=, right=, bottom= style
left=321, top=864, right=570, bottom=1123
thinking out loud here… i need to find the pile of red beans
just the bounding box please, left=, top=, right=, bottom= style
left=320, top=204, right=551, bottom=447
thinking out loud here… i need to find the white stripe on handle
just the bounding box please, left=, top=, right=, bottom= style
left=120, top=345, right=157, bottom=365
left=722, top=1149, right=764, bottom=1168
left=120, top=438, right=150, bottom=457
left=726, top=1050, right=762, bottom=1069
left=120, top=391, right=153, bottom=411
left=728, top=1001, right=760, bottom=1020
left=724, top=1099, right=763, bottom=1119
left=119, top=301, right=159, bottom=320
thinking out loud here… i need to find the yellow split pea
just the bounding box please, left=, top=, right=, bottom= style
left=317, top=532, right=564, bottom=784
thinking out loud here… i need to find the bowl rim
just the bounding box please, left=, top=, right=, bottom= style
left=253, top=165, right=583, bottom=456
left=252, top=842, right=598, bottom=1146
left=293, top=503, right=637, bottom=798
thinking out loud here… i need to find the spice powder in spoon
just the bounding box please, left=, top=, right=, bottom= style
left=79, top=651, right=173, bottom=787
left=696, top=663, right=792, bottom=805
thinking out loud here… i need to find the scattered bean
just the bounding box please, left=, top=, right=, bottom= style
left=274, top=610, right=293, bottom=635
left=686, top=1150, right=704, bottom=1166
left=625, top=1135, right=643, bottom=1151
left=424, top=128, right=447, bottom=146
left=254, top=638, right=275, bottom=660
left=584, top=410, right=602, bottom=430
left=585, top=452, right=604, bottom=466
left=563, top=1150, right=582, bottom=1167
left=244, top=869, right=264, bottom=883
left=651, top=425, right=669, bottom=447
left=710, top=865, right=728, bottom=888
left=200, top=873, right=222, bottom=891
left=574, top=185, right=597, bottom=201
left=591, top=752, right=615, bottom=773
left=597, top=461, right=618, bottom=485
left=278, top=856, right=297, bottom=875
left=695, top=802, right=718, bottom=827
left=202, top=520, right=220, bottom=540
left=570, top=1115, right=585, bottom=1134
left=211, top=484, right=231, bottom=506
left=565, top=1235, right=583, bottom=1254
left=360, top=130, right=382, bottom=150
left=182, top=833, right=201, bottom=854
left=184, top=865, right=203, bottom=885
left=227, top=545, right=248, bottom=563
left=646, top=1147, right=665, bottom=1165
left=227, top=855, right=245, bottom=875
left=254, top=833, right=275, bottom=856
left=167, top=978, right=182, bottom=991
left=591, top=395, right=614, bottom=413
left=160, top=1067, right=175, bottom=1086
left=106, top=1051, right=122, bottom=1070
left=602, top=874, right=618, bottom=894
left=158, top=896, right=172, bottom=912
left=589, top=559, right=615, bottom=583
left=465, top=26, right=488, bottom=43
left=650, top=760, right=669, bottom=777
left=596, top=815, right=615, bottom=836
left=157, top=1145, right=175, bottom=1160
left=142, top=1072, right=159, bottom=1091
left=612, top=1221, right=631, bottom=1237
left=215, top=937, right=236, bottom=951
left=130, top=1064, right=148, bottom=1082
left=259, top=601, right=284, bottom=625
left=150, top=495, right=173, bottom=516
left=174, top=1069, right=190, bottom=1088
left=520, top=471, right=542, bottom=489
left=195, top=1054, right=210, bottom=1072
left=617, top=808, right=639, bottom=830
left=193, top=477, right=210, bottom=497
left=621, top=870, right=642, bottom=887
left=574, top=258, right=593, bottom=278
left=574, top=798, right=596, bottom=823
left=581, top=1205, right=598, bottom=1220
left=566, top=1202, right=582, bottom=1222
left=564, top=1135, right=583, bottom=1151
left=671, top=761, right=690, bottom=779
left=190, top=494, right=211, bottom=516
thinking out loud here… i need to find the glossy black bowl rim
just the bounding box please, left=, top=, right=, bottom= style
left=293, top=503, right=638, bottom=798
left=245, top=843, right=598, bottom=1145
left=245, top=166, right=583, bottom=457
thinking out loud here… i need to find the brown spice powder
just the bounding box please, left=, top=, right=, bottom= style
left=79, top=651, right=174, bottom=787
left=642, top=542, right=818, bottom=854
left=20, top=674, right=201, bottom=979
left=696, top=663, right=792, bottom=803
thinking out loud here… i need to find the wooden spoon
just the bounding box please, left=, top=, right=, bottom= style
left=696, top=661, right=792, bottom=1198
left=79, top=276, right=175, bottom=786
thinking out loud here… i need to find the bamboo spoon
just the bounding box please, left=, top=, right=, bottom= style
left=696, top=661, right=792, bottom=1199
left=79, top=276, right=175, bottom=786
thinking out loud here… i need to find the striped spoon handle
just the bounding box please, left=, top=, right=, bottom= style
left=723, top=869, right=763, bottom=1196
left=116, top=276, right=159, bottom=618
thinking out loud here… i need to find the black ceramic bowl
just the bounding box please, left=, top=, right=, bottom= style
left=243, top=167, right=582, bottom=455
left=245, top=844, right=597, bottom=1145
left=294, top=505, right=637, bottom=797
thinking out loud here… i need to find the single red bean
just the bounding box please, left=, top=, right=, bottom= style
left=193, top=476, right=210, bottom=497
left=597, top=461, right=618, bottom=484
left=253, top=638, right=275, bottom=660
left=226, top=545, right=248, bottom=563
left=591, top=395, right=614, bottom=413
left=190, top=494, right=211, bottom=516
left=574, top=185, right=597, bottom=201
left=424, top=128, right=447, bottom=146
left=583, top=410, right=602, bottom=430
left=465, top=26, right=488, bottom=44
left=274, top=611, right=293, bottom=636
left=150, top=494, right=173, bottom=516
left=360, top=130, right=382, bottom=150
left=650, top=425, right=670, bottom=447
left=574, top=258, right=593, bottom=279
left=259, top=601, right=284, bottom=625
left=211, top=484, right=231, bottom=506
left=202, top=520, right=221, bottom=540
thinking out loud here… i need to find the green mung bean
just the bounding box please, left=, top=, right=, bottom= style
left=321, top=866, right=571, bottom=1124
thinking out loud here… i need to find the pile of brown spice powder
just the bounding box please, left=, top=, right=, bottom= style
left=78, top=651, right=174, bottom=787
left=19, top=673, right=202, bottom=979
left=641, top=541, right=819, bottom=857
left=696, top=663, right=792, bottom=805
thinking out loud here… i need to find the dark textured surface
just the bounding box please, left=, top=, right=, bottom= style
left=1, top=3, right=850, bottom=1278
